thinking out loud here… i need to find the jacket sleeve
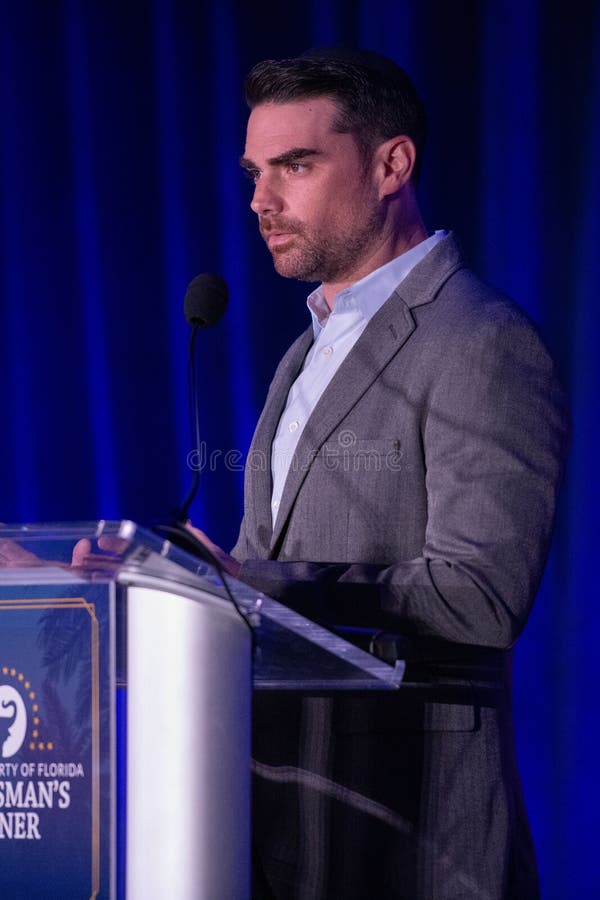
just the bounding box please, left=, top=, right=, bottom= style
left=236, top=307, right=569, bottom=650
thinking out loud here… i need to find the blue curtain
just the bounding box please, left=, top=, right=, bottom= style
left=1, top=2, right=598, bottom=895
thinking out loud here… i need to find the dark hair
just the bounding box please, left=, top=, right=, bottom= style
left=244, top=48, right=427, bottom=182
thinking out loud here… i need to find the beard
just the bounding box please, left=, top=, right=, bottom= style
left=259, top=204, right=385, bottom=284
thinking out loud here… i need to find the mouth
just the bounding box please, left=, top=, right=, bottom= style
left=266, top=232, right=295, bottom=249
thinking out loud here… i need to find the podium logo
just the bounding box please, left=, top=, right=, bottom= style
left=0, top=685, right=27, bottom=758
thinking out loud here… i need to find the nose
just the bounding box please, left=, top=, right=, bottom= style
left=250, top=174, right=284, bottom=216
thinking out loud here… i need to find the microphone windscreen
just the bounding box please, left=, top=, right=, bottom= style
left=184, top=273, right=229, bottom=327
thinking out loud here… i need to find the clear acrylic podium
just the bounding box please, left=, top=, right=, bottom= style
left=0, top=521, right=403, bottom=899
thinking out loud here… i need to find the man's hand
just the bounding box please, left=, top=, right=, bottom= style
left=71, top=536, right=130, bottom=569
left=185, top=524, right=241, bottom=578
left=0, top=536, right=122, bottom=570
left=0, top=539, right=45, bottom=568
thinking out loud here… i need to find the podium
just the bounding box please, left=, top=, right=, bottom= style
left=0, top=521, right=403, bottom=899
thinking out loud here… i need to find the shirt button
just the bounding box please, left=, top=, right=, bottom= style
left=273, top=499, right=280, bottom=509
left=289, top=421, right=299, bottom=432
left=322, top=345, right=334, bottom=356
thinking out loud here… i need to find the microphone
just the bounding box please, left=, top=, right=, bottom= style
left=178, top=274, right=229, bottom=523
left=184, top=273, right=229, bottom=328
left=150, top=273, right=229, bottom=563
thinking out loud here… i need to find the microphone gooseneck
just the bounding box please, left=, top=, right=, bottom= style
left=177, top=274, right=229, bottom=523
left=150, top=272, right=229, bottom=564
left=149, top=273, right=253, bottom=636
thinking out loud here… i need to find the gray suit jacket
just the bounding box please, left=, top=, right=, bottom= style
left=234, top=235, right=569, bottom=899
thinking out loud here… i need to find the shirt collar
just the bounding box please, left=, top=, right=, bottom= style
left=307, top=230, right=447, bottom=336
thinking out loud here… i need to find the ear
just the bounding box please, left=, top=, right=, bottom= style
left=375, top=136, right=417, bottom=199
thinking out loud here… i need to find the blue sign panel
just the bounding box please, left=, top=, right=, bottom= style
left=0, top=583, right=113, bottom=899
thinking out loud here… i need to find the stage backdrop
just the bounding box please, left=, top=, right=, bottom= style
left=1, top=2, right=598, bottom=896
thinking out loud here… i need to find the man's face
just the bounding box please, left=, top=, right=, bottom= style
left=241, top=98, right=385, bottom=285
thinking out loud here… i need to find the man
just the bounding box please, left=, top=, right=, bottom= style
left=193, top=49, right=569, bottom=899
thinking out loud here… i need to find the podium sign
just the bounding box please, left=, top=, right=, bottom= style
left=0, top=522, right=403, bottom=898
left=0, top=581, right=113, bottom=899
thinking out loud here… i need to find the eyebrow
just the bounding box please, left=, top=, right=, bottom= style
left=239, top=147, right=323, bottom=172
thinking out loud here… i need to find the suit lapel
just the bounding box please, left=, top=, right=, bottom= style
left=269, top=295, right=416, bottom=554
